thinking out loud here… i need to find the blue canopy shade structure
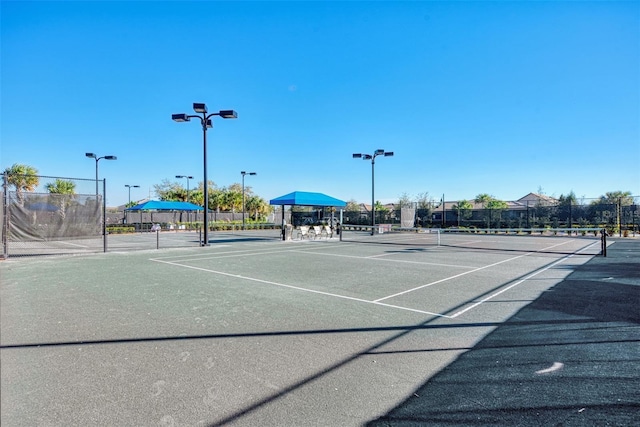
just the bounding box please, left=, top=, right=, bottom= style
left=269, top=191, right=346, bottom=207
left=125, top=200, right=203, bottom=211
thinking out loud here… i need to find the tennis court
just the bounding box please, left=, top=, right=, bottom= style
left=1, top=231, right=636, bottom=426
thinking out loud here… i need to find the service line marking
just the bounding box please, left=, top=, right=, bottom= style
left=449, top=240, right=600, bottom=318
left=373, top=239, right=579, bottom=303
left=150, top=257, right=449, bottom=317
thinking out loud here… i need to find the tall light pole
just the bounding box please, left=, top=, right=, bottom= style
left=175, top=175, right=194, bottom=202
left=125, top=184, right=140, bottom=206
left=353, top=149, right=394, bottom=235
left=172, top=103, right=237, bottom=246
left=86, top=153, right=117, bottom=195
left=241, top=171, right=257, bottom=230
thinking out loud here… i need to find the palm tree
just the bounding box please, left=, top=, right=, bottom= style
left=245, top=195, right=271, bottom=221
left=45, top=179, right=76, bottom=195
left=3, top=163, right=39, bottom=206
left=45, top=179, right=76, bottom=219
left=474, top=194, right=492, bottom=228
left=452, top=199, right=473, bottom=226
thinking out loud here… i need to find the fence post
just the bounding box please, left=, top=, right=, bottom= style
left=2, top=172, right=7, bottom=259
left=103, top=178, right=107, bottom=253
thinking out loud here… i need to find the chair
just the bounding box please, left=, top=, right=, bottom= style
left=297, top=226, right=310, bottom=240
left=322, top=225, right=333, bottom=239
left=311, top=225, right=323, bottom=239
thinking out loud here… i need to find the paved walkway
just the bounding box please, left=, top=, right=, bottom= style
left=367, top=239, right=640, bottom=426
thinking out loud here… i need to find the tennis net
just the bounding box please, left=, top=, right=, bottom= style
left=339, top=225, right=607, bottom=255
left=339, top=225, right=441, bottom=247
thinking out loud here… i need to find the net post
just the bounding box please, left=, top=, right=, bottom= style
left=601, top=228, right=607, bottom=257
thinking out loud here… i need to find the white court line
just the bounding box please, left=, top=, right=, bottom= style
left=58, top=241, right=91, bottom=248
left=150, top=238, right=598, bottom=318
left=373, top=239, right=578, bottom=303
left=291, top=250, right=475, bottom=269
left=449, top=240, right=600, bottom=318
left=150, top=257, right=448, bottom=317
left=448, top=257, right=568, bottom=318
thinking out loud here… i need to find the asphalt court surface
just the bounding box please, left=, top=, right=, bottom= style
left=150, top=233, right=603, bottom=317
left=1, top=232, right=636, bottom=426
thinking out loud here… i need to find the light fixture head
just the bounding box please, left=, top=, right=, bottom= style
left=249, top=172, right=257, bottom=176
left=206, top=119, right=213, bottom=128
left=105, top=155, right=117, bottom=160
left=363, top=154, right=372, bottom=160
left=219, top=110, right=238, bottom=119
left=352, top=153, right=362, bottom=158
left=384, top=151, right=394, bottom=157
left=193, top=103, right=207, bottom=114
left=172, top=113, right=190, bottom=122
left=85, top=152, right=96, bottom=158
left=375, top=149, right=385, bottom=155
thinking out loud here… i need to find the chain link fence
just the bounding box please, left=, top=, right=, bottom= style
left=342, top=196, right=640, bottom=237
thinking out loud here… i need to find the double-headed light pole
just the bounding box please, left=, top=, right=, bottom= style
left=353, top=149, right=394, bottom=234
left=172, top=103, right=237, bottom=246
left=86, top=153, right=117, bottom=195
left=175, top=175, right=194, bottom=202
left=125, top=184, right=140, bottom=206
left=241, top=171, right=257, bottom=230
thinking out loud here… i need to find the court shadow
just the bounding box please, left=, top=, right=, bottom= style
left=366, top=241, right=640, bottom=426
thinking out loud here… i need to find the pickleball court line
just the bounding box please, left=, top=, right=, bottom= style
left=449, top=239, right=602, bottom=317
left=373, top=239, right=583, bottom=303
left=149, top=257, right=452, bottom=318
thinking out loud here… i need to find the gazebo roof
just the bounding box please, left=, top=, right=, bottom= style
left=269, top=191, right=346, bottom=207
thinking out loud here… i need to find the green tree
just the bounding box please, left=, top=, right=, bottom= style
left=474, top=193, right=492, bottom=207
left=452, top=199, right=473, bottom=226
left=397, top=192, right=412, bottom=208
left=45, top=179, right=76, bottom=195
left=222, top=188, right=242, bottom=212
left=3, top=163, right=39, bottom=206
left=346, top=199, right=360, bottom=211
left=45, top=179, right=76, bottom=219
left=590, top=191, right=634, bottom=233
left=416, top=192, right=431, bottom=209
left=474, top=194, right=506, bottom=228
left=245, top=195, right=271, bottom=221
left=486, top=199, right=508, bottom=228
left=558, top=191, right=578, bottom=227
left=374, top=201, right=389, bottom=223
left=592, top=191, right=633, bottom=206
left=153, top=179, right=184, bottom=201
left=558, top=191, right=577, bottom=206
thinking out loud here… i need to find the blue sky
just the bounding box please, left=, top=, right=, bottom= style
left=1, top=1, right=638, bottom=207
